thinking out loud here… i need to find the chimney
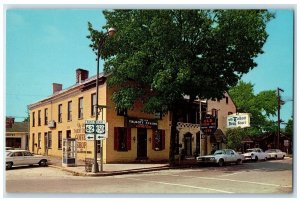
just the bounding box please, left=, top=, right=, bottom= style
left=53, top=83, right=62, bottom=94
left=76, top=68, right=89, bottom=83
left=6, top=117, right=15, bottom=128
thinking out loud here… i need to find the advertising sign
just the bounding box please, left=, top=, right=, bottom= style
left=201, top=114, right=217, bottom=135
left=227, top=113, right=250, bottom=128
left=126, top=117, right=158, bottom=129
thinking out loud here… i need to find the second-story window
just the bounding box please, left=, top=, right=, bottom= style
left=78, top=97, right=83, bottom=119
left=44, top=108, right=48, bottom=125
left=58, top=104, right=62, bottom=123
left=32, top=112, right=35, bottom=127
left=68, top=101, right=72, bottom=121
left=38, top=110, right=41, bottom=126
left=212, top=108, right=218, bottom=117
left=91, top=93, right=96, bottom=116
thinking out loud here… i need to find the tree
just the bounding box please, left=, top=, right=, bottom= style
left=228, top=81, right=278, bottom=135
left=284, top=118, right=293, bottom=137
left=226, top=128, right=248, bottom=151
left=88, top=10, right=273, bottom=165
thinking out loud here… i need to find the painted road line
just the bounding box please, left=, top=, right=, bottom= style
left=166, top=174, right=292, bottom=188
left=125, top=177, right=234, bottom=193
left=220, top=171, right=246, bottom=177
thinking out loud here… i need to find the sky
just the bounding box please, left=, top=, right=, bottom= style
left=5, top=8, right=294, bottom=125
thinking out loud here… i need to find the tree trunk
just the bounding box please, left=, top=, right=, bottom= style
left=169, top=108, right=179, bottom=166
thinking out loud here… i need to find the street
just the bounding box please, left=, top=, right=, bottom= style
left=5, top=158, right=293, bottom=195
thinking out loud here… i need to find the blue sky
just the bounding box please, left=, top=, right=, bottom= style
left=5, top=9, right=294, bottom=124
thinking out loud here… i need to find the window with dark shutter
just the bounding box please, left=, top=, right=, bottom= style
left=114, top=127, right=131, bottom=151
left=152, top=129, right=165, bottom=151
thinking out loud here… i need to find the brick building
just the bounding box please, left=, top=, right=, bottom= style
left=28, top=68, right=236, bottom=163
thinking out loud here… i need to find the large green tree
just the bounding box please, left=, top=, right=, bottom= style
left=88, top=10, right=273, bottom=165
left=228, top=80, right=278, bottom=134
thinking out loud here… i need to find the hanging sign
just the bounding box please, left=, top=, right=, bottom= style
left=227, top=113, right=250, bottom=128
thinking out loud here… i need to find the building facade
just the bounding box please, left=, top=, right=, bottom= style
left=28, top=69, right=236, bottom=163
left=6, top=117, right=29, bottom=150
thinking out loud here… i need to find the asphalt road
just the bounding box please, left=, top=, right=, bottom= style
left=5, top=158, right=293, bottom=195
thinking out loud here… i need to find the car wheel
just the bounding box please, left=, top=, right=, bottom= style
left=218, top=159, right=224, bottom=167
left=39, top=159, right=48, bottom=167
left=6, top=162, right=13, bottom=170
left=282, top=155, right=285, bottom=160
left=264, top=157, right=268, bottom=161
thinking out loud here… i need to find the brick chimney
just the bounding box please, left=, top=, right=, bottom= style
left=53, top=83, right=62, bottom=94
left=76, top=68, right=89, bottom=83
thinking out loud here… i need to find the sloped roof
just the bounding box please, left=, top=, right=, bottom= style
left=6, top=122, right=29, bottom=133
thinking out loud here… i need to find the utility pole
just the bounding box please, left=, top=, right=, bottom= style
left=277, top=87, right=284, bottom=148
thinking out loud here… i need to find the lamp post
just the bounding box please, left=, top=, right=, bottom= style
left=93, top=27, right=116, bottom=173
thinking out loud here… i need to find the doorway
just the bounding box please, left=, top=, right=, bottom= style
left=184, top=133, right=193, bottom=157
left=137, top=128, right=147, bottom=159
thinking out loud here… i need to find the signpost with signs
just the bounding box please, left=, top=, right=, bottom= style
left=85, top=120, right=108, bottom=141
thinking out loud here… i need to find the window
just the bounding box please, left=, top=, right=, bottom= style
left=32, top=112, right=35, bottom=127
left=44, top=108, right=48, bottom=125
left=212, top=108, right=218, bottom=117
left=68, top=101, right=72, bottom=121
left=114, top=127, right=131, bottom=151
left=32, top=133, right=35, bottom=152
left=58, top=104, right=62, bottom=123
left=48, top=132, right=52, bottom=149
left=225, top=96, right=229, bottom=104
left=78, top=97, right=83, bottom=119
left=152, top=129, right=165, bottom=151
left=38, top=110, right=41, bottom=126
left=228, top=112, right=233, bottom=115
left=66, top=130, right=71, bottom=138
left=91, top=93, right=96, bottom=116
left=38, top=133, right=41, bottom=149
left=58, top=131, right=62, bottom=149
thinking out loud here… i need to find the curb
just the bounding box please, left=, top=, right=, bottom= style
left=48, top=165, right=171, bottom=177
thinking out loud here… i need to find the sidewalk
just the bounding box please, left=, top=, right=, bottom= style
left=47, top=156, right=173, bottom=177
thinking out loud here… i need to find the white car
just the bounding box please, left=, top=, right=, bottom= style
left=196, top=149, right=244, bottom=167
left=265, top=149, right=286, bottom=160
left=6, top=150, right=49, bottom=169
left=242, top=148, right=267, bottom=161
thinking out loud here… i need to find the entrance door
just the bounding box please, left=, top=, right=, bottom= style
left=184, top=133, right=193, bottom=157
left=137, top=128, right=147, bottom=159
left=44, top=132, right=48, bottom=156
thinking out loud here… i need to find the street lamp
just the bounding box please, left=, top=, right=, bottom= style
left=93, top=27, right=117, bottom=173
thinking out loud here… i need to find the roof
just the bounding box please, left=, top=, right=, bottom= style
left=28, top=72, right=107, bottom=109
left=6, top=122, right=29, bottom=132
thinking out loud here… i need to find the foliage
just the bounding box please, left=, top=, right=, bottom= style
left=226, top=128, right=248, bottom=151
left=229, top=81, right=278, bottom=135
left=87, top=10, right=274, bottom=164
left=284, top=118, right=293, bottom=137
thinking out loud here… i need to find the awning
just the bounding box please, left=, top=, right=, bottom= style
left=210, top=129, right=226, bottom=143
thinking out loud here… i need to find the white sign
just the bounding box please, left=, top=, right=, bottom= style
left=284, top=140, right=289, bottom=147
left=227, top=113, right=250, bottom=128
left=85, top=120, right=108, bottom=140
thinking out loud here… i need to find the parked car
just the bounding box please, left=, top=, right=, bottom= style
left=265, top=149, right=286, bottom=160
left=242, top=148, right=268, bottom=161
left=196, top=149, right=244, bottom=167
left=6, top=150, right=49, bottom=169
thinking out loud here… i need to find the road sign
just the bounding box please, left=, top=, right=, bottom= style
left=284, top=140, right=289, bottom=147
left=85, top=120, right=108, bottom=141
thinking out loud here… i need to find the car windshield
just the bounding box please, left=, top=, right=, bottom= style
left=246, top=149, right=254, bottom=152
left=214, top=150, right=225, bottom=155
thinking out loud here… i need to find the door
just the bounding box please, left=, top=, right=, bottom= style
left=184, top=133, right=192, bottom=157
left=137, top=128, right=147, bottom=159
left=44, top=132, right=48, bottom=156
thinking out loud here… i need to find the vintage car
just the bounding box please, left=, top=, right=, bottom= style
left=242, top=148, right=268, bottom=161
left=265, top=149, right=286, bottom=159
left=6, top=150, right=49, bottom=169
left=196, top=149, right=244, bottom=167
